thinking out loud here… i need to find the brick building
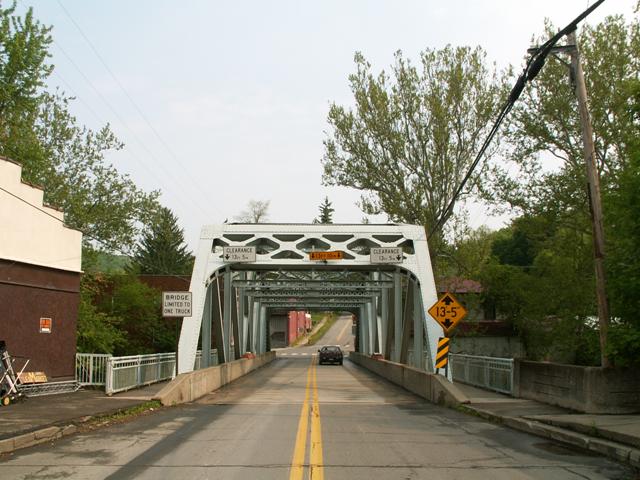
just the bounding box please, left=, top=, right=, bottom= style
left=0, top=157, right=83, bottom=379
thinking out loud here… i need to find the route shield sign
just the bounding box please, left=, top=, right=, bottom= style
left=370, top=247, right=403, bottom=264
left=223, top=246, right=256, bottom=262
left=427, top=292, right=467, bottom=334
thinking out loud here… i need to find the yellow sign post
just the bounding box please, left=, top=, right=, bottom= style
left=309, top=251, right=343, bottom=261
left=427, top=292, right=467, bottom=334
left=435, top=337, right=450, bottom=370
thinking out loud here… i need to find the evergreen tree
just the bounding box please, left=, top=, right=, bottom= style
left=314, top=196, right=334, bottom=223
left=129, top=207, right=193, bottom=275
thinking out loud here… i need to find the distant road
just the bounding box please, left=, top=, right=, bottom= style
left=276, top=313, right=354, bottom=361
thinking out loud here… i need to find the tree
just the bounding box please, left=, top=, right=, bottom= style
left=0, top=3, right=160, bottom=254
left=313, top=196, right=334, bottom=223
left=480, top=216, right=599, bottom=365
left=602, top=78, right=640, bottom=367
left=105, top=275, right=173, bottom=355
left=129, top=207, right=193, bottom=275
left=235, top=199, right=270, bottom=223
left=76, top=274, right=125, bottom=353
left=322, top=48, right=504, bottom=255
left=481, top=13, right=640, bottom=367
left=484, top=15, right=639, bottom=222
left=438, top=225, right=498, bottom=279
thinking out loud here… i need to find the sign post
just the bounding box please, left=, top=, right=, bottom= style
left=435, top=336, right=450, bottom=374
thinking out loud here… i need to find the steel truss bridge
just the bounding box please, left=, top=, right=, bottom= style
left=178, top=223, right=444, bottom=378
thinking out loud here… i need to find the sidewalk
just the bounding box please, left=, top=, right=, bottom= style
left=455, top=382, right=640, bottom=468
left=0, top=382, right=165, bottom=454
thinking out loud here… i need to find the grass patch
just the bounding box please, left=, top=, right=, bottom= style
left=307, top=313, right=337, bottom=346
left=83, top=400, right=162, bottom=430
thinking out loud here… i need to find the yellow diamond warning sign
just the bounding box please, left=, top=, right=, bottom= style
left=428, top=292, right=467, bottom=334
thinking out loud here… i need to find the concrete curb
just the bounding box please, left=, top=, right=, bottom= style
left=154, top=351, right=276, bottom=406
left=0, top=401, right=159, bottom=455
left=460, top=405, right=640, bottom=468
left=523, top=415, right=640, bottom=450
left=0, top=424, right=78, bottom=455
left=347, top=352, right=470, bottom=408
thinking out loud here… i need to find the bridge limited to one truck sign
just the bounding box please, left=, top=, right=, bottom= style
left=162, top=292, right=193, bottom=317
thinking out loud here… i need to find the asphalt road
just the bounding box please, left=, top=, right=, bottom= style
left=0, top=315, right=634, bottom=479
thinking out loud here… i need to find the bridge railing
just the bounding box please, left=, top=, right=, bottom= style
left=76, top=353, right=111, bottom=386
left=77, top=350, right=218, bottom=394
left=449, top=354, right=514, bottom=395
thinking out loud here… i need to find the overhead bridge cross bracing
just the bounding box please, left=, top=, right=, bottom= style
left=178, top=223, right=443, bottom=378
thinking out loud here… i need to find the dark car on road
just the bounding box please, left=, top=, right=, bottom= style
left=318, top=345, right=343, bottom=365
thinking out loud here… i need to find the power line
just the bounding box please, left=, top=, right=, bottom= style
left=50, top=69, right=207, bottom=221
left=428, top=0, right=607, bottom=239
left=55, top=0, right=224, bottom=219
left=0, top=183, right=191, bottom=281
left=52, top=39, right=213, bottom=220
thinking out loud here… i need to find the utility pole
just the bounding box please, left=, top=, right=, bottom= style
left=567, top=30, right=610, bottom=368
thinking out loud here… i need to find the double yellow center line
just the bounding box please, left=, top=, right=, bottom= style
left=289, top=357, right=324, bottom=480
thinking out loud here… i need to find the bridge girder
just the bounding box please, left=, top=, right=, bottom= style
left=178, top=223, right=442, bottom=379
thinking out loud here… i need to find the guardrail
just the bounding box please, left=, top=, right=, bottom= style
left=450, top=354, right=514, bottom=395
left=77, top=350, right=219, bottom=395
left=106, top=352, right=176, bottom=395
left=194, top=350, right=219, bottom=370
left=75, top=353, right=111, bottom=386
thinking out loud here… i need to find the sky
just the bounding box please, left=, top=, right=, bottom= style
left=14, top=0, right=638, bottom=249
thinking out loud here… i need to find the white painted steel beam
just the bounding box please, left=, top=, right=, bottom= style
left=178, top=224, right=439, bottom=375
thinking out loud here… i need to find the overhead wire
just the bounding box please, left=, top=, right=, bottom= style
left=51, top=39, right=213, bottom=219
left=427, top=0, right=607, bottom=239
left=0, top=184, right=190, bottom=282
left=50, top=68, right=201, bottom=218
left=55, top=0, right=225, bottom=219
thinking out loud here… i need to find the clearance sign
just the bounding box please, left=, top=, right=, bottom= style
left=309, top=251, right=343, bottom=261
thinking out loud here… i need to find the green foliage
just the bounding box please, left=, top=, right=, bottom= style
left=323, top=47, right=504, bottom=254
left=105, top=275, right=174, bottom=355
left=480, top=216, right=599, bottom=365
left=129, top=207, right=193, bottom=275
left=485, top=15, right=639, bottom=220
left=0, top=1, right=52, bottom=164
left=606, top=324, right=640, bottom=368
left=0, top=3, right=160, bottom=253
left=437, top=226, right=498, bottom=279
left=477, top=13, right=640, bottom=368
left=76, top=275, right=125, bottom=354
left=77, top=274, right=175, bottom=355
left=313, top=196, right=334, bottom=224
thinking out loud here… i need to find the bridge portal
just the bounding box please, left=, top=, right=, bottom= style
left=178, top=223, right=445, bottom=378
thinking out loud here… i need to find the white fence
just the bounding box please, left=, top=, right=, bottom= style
left=105, top=352, right=176, bottom=395
left=75, top=353, right=111, bottom=386
left=76, top=350, right=218, bottom=395
left=450, top=354, right=514, bottom=395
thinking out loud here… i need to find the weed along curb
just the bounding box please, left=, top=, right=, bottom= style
left=0, top=401, right=162, bottom=455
